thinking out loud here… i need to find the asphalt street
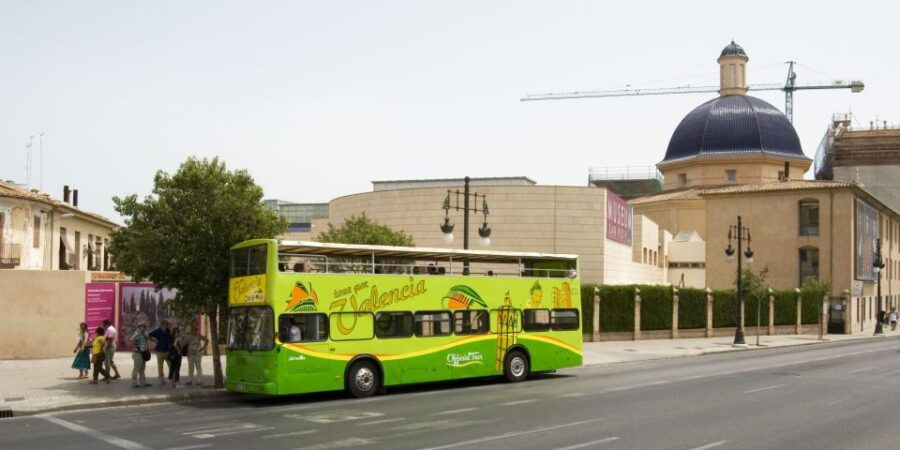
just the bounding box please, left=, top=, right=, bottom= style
left=3, top=337, right=900, bottom=450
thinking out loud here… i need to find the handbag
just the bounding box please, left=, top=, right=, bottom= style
left=141, top=350, right=151, bottom=362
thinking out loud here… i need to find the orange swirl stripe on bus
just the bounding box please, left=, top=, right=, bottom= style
left=285, top=281, right=319, bottom=312
left=282, top=334, right=581, bottom=362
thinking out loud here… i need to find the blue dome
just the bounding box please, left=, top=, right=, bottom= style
left=720, top=40, right=746, bottom=58
left=662, top=95, right=806, bottom=163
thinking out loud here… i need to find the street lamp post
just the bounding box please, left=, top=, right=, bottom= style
left=873, top=238, right=885, bottom=336
left=440, top=176, right=491, bottom=275
left=725, top=215, right=754, bottom=347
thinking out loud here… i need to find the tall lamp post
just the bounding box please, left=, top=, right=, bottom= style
left=873, top=238, right=885, bottom=336
left=725, top=216, right=754, bottom=347
left=440, top=176, right=491, bottom=275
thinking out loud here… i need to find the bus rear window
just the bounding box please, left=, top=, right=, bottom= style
left=231, top=244, right=268, bottom=277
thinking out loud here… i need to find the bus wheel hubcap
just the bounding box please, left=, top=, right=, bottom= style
left=356, top=367, right=374, bottom=390
left=511, top=357, right=525, bottom=377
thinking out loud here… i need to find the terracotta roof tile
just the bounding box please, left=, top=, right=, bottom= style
left=0, top=180, right=119, bottom=227
left=631, top=180, right=855, bottom=205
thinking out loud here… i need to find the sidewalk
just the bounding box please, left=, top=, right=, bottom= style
left=0, top=353, right=225, bottom=416
left=582, top=327, right=900, bottom=365
left=2, top=329, right=899, bottom=417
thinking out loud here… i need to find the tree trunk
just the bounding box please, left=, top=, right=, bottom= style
left=208, top=302, right=224, bottom=388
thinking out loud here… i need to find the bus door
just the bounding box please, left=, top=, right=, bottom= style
left=278, top=313, right=331, bottom=377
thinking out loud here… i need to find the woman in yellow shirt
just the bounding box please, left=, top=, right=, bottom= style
left=90, top=327, right=110, bottom=384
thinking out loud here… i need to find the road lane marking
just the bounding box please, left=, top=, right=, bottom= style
left=849, top=367, right=874, bottom=374
left=358, top=417, right=406, bottom=426
left=182, top=422, right=273, bottom=439
left=555, top=437, right=620, bottom=449
left=297, top=437, right=374, bottom=449
left=262, top=430, right=319, bottom=439
left=743, top=384, right=784, bottom=394
left=434, top=407, right=478, bottom=415
left=286, top=410, right=384, bottom=423
left=421, top=418, right=604, bottom=450
left=499, top=399, right=537, bottom=406
left=558, top=392, right=584, bottom=398
left=43, top=417, right=151, bottom=450
left=688, top=440, right=728, bottom=450
left=161, top=445, right=212, bottom=450
left=827, top=398, right=849, bottom=406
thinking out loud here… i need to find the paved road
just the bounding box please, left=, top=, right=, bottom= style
left=3, top=337, right=900, bottom=450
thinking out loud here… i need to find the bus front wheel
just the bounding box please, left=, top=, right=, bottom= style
left=347, top=360, right=379, bottom=398
left=504, top=350, right=529, bottom=382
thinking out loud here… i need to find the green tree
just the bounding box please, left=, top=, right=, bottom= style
left=109, top=157, right=286, bottom=387
left=317, top=213, right=414, bottom=246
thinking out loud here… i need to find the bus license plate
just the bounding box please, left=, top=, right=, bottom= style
left=235, top=383, right=246, bottom=392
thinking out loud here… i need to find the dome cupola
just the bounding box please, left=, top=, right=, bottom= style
left=718, top=40, right=749, bottom=96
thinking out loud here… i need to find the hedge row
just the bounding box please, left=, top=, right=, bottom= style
left=581, top=284, right=825, bottom=333
left=639, top=285, right=673, bottom=331
left=678, top=288, right=707, bottom=330
left=598, top=285, right=635, bottom=332
left=773, top=290, right=797, bottom=325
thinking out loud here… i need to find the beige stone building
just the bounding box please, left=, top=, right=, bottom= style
left=631, top=41, right=900, bottom=302
left=322, top=180, right=666, bottom=286
left=0, top=181, right=119, bottom=271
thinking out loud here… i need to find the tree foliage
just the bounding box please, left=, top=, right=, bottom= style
left=108, top=157, right=286, bottom=387
left=317, top=213, right=414, bottom=246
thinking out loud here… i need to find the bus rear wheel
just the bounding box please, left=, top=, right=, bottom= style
left=504, top=350, right=529, bottom=382
left=347, top=360, right=379, bottom=398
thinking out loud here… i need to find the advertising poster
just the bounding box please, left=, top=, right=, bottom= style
left=855, top=199, right=878, bottom=281
left=84, top=282, right=116, bottom=340
left=118, top=283, right=192, bottom=349
left=606, top=190, right=633, bottom=246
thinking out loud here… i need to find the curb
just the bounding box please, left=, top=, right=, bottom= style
left=8, top=388, right=235, bottom=418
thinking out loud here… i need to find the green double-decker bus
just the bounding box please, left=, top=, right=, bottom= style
left=226, top=239, right=582, bottom=397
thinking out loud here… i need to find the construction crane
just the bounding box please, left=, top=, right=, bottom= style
left=521, top=62, right=864, bottom=123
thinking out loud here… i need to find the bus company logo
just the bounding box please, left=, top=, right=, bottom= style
left=288, top=355, right=306, bottom=362
left=446, top=351, right=484, bottom=368
left=286, top=281, right=319, bottom=312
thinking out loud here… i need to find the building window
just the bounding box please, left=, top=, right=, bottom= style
left=678, top=173, right=687, bottom=187
left=33, top=216, right=41, bottom=248
left=725, top=170, right=737, bottom=182
left=799, top=199, right=819, bottom=236
left=799, top=247, right=819, bottom=284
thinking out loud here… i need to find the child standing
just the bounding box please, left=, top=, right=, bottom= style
left=90, top=327, right=110, bottom=384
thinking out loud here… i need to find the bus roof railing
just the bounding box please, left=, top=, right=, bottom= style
left=276, top=240, right=577, bottom=264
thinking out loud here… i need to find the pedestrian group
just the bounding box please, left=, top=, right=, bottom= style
left=71, top=319, right=208, bottom=388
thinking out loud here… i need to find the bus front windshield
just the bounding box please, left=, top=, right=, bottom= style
left=227, top=306, right=274, bottom=352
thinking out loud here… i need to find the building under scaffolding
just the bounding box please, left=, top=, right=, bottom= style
left=815, top=114, right=900, bottom=212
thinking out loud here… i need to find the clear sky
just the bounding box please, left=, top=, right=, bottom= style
left=2, top=1, right=898, bottom=222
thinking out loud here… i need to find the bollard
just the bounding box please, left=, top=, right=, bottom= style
left=706, top=287, right=714, bottom=337
left=795, top=287, right=802, bottom=335
left=672, top=287, right=680, bottom=339
left=592, top=285, right=600, bottom=342
left=634, top=287, right=642, bottom=341
left=768, top=288, right=775, bottom=336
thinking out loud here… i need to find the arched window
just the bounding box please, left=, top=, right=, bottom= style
left=799, top=246, right=819, bottom=285
left=799, top=199, right=819, bottom=236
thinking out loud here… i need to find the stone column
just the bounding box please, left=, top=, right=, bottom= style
left=843, top=289, right=851, bottom=335
left=634, top=287, right=642, bottom=341
left=795, top=287, right=802, bottom=334
left=768, top=287, right=775, bottom=336
left=592, top=286, right=600, bottom=342
left=820, top=294, right=828, bottom=340
left=672, top=287, right=680, bottom=339
left=706, top=287, right=714, bottom=337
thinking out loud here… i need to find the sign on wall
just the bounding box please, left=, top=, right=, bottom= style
left=855, top=198, right=879, bottom=281
left=84, top=282, right=116, bottom=340
left=117, top=283, right=193, bottom=349
left=606, top=190, right=633, bottom=246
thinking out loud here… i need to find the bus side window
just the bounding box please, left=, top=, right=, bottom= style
left=414, top=311, right=452, bottom=337
left=375, top=312, right=413, bottom=338
left=279, top=313, right=328, bottom=343
left=550, top=309, right=580, bottom=331
left=522, top=309, right=551, bottom=332
left=453, top=310, right=489, bottom=334
left=329, top=312, right=374, bottom=341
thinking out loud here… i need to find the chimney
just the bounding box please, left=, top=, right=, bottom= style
left=63, top=185, right=70, bottom=203
left=73, top=189, right=79, bottom=207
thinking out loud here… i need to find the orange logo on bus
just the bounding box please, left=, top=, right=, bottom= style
left=286, top=281, right=319, bottom=312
